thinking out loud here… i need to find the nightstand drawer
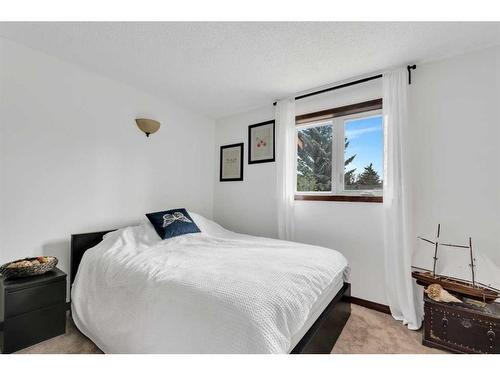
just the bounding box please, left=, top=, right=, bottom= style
left=5, top=280, right=66, bottom=318
left=1, top=303, right=66, bottom=353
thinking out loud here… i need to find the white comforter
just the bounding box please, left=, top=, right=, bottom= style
left=71, top=213, right=349, bottom=353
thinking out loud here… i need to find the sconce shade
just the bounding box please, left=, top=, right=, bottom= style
left=135, top=118, right=160, bottom=137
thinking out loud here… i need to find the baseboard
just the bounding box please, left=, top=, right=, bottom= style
left=343, top=296, right=391, bottom=315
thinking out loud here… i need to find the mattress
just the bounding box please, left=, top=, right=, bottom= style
left=289, top=270, right=345, bottom=349
left=71, top=213, right=350, bottom=353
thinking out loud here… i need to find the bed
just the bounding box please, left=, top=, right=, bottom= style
left=70, top=213, right=351, bottom=354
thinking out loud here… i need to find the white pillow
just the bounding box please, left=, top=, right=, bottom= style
left=187, top=211, right=225, bottom=234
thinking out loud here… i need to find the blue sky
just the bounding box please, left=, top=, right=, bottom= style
left=344, top=115, right=383, bottom=177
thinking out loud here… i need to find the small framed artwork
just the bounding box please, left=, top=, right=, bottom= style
left=248, top=120, right=275, bottom=164
left=220, top=143, right=244, bottom=182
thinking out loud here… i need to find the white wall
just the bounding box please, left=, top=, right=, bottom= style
left=0, top=38, right=215, bottom=292
left=409, top=45, right=500, bottom=286
left=214, top=106, right=277, bottom=238
left=215, top=80, right=388, bottom=304
left=214, top=45, right=500, bottom=305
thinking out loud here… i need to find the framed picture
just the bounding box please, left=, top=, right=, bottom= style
left=248, top=120, right=275, bottom=164
left=220, top=143, right=244, bottom=181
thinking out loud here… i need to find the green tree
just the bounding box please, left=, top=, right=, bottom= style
left=344, top=137, right=357, bottom=187
left=297, top=125, right=332, bottom=191
left=356, top=163, right=382, bottom=188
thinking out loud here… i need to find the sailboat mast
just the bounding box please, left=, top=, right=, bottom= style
left=432, top=224, right=440, bottom=277
left=469, top=237, right=476, bottom=287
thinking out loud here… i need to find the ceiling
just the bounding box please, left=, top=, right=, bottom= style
left=0, top=22, right=499, bottom=119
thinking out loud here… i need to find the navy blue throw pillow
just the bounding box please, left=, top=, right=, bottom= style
left=146, top=208, right=201, bottom=240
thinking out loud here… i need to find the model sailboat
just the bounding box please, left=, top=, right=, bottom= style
left=412, top=224, right=500, bottom=303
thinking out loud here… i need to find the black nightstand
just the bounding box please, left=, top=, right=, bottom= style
left=0, top=268, right=67, bottom=353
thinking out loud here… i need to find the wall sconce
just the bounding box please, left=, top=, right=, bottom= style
left=135, top=118, right=160, bottom=137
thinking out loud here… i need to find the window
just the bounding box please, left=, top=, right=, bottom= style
left=296, top=120, right=333, bottom=192
left=343, top=115, right=384, bottom=191
left=295, top=99, right=384, bottom=203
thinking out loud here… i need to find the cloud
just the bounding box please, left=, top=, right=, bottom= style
left=345, top=125, right=381, bottom=140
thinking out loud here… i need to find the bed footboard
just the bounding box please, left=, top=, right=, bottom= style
left=291, top=282, right=351, bottom=354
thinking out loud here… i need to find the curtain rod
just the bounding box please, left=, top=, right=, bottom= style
left=273, top=65, right=416, bottom=106
left=272, top=74, right=382, bottom=106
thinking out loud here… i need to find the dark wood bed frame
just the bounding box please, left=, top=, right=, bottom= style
left=70, top=230, right=351, bottom=354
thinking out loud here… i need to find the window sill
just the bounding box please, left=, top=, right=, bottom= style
left=294, top=195, right=383, bottom=203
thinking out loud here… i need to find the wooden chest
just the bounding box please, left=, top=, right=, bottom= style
left=423, top=296, right=500, bottom=353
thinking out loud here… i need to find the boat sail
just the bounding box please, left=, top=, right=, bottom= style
left=412, top=224, right=500, bottom=303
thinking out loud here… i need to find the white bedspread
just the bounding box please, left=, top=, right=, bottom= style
left=71, top=214, right=349, bottom=353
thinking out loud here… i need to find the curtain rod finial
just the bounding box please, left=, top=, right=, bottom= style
left=407, top=64, right=417, bottom=85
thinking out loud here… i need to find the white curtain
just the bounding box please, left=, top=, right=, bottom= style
left=383, top=68, right=422, bottom=330
left=275, top=98, right=296, bottom=241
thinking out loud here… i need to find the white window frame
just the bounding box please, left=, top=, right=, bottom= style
left=295, top=109, right=384, bottom=197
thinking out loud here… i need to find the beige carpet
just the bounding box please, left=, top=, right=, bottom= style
left=16, top=305, right=445, bottom=354
left=332, top=305, right=444, bottom=354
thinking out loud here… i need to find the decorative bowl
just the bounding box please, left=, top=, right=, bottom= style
left=0, top=256, right=58, bottom=279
